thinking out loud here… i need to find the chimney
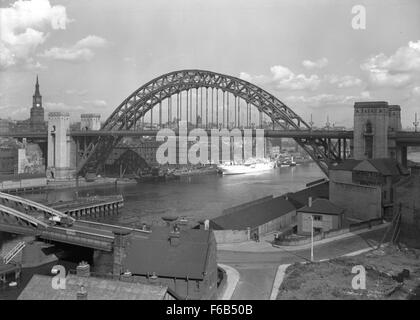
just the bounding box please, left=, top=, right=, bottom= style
left=204, top=219, right=209, bottom=230
left=76, top=285, right=88, bottom=300
left=149, top=272, right=158, bottom=284
left=76, top=261, right=90, bottom=277
left=121, top=270, right=132, bottom=282
left=308, top=197, right=312, bottom=207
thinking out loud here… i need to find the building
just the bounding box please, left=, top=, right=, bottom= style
left=103, top=225, right=218, bottom=300
left=353, top=101, right=401, bottom=160
left=297, top=198, right=344, bottom=235
left=18, top=272, right=173, bottom=300
left=15, top=76, right=47, bottom=132
left=329, top=158, right=408, bottom=221
left=210, top=195, right=297, bottom=242
left=393, top=164, right=420, bottom=248
left=80, top=114, right=101, bottom=131
left=285, top=180, right=329, bottom=209
left=0, top=119, right=14, bottom=134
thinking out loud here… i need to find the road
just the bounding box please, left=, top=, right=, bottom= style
left=217, top=228, right=387, bottom=300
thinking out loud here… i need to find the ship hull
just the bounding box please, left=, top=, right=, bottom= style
left=218, top=162, right=275, bottom=175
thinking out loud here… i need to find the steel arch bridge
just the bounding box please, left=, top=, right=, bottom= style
left=77, top=69, right=344, bottom=176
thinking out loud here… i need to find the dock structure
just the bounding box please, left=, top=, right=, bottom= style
left=49, top=195, right=124, bottom=219
left=0, top=263, right=21, bottom=284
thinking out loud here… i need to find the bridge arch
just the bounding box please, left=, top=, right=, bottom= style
left=78, top=70, right=340, bottom=176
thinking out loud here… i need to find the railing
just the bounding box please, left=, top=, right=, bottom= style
left=2, top=241, right=26, bottom=265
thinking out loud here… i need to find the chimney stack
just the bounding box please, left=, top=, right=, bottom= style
left=308, top=197, right=312, bottom=207
left=76, top=261, right=90, bottom=277
left=76, top=285, right=88, bottom=300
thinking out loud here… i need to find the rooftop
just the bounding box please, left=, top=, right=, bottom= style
left=297, top=199, right=344, bottom=216
left=210, top=196, right=296, bottom=231
left=18, top=274, right=168, bottom=300
left=354, top=101, right=389, bottom=108
left=286, top=181, right=329, bottom=209
left=122, top=226, right=214, bottom=280
left=353, top=158, right=409, bottom=176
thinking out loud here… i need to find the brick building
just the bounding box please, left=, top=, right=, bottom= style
left=329, top=158, right=408, bottom=221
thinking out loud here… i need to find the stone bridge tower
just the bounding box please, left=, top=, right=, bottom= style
left=353, top=101, right=402, bottom=161
left=47, top=112, right=75, bottom=179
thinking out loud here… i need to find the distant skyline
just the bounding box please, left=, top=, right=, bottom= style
left=1, top=0, right=419, bottom=127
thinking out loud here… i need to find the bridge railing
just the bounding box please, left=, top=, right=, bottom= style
left=40, top=227, right=114, bottom=251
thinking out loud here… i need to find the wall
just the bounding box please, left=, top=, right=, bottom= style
left=329, top=169, right=352, bottom=184
left=0, top=176, right=47, bottom=191
left=394, top=174, right=420, bottom=248
left=213, top=229, right=249, bottom=243
left=330, top=181, right=382, bottom=221
left=297, top=212, right=340, bottom=235
left=277, top=218, right=383, bottom=246
left=258, top=210, right=295, bottom=235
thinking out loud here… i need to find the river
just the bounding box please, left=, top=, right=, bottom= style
left=23, top=162, right=326, bottom=226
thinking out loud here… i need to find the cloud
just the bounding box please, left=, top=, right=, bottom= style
left=39, top=35, right=109, bottom=62
left=82, top=99, right=107, bottom=107
left=285, top=91, right=371, bottom=107
left=240, top=65, right=321, bottom=91
left=302, top=58, right=328, bottom=69
left=65, top=89, right=88, bottom=96
left=411, top=86, right=420, bottom=98
left=326, top=75, right=363, bottom=88
left=0, top=0, right=69, bottom=69
left=361, top=40, right=420, bottom=88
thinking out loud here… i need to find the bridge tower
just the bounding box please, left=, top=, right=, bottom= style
left=353, top=101, right=390, bottom=160
left=47, top=112, right=75, bottom=179
left=81, top=113, right=101, bottom=131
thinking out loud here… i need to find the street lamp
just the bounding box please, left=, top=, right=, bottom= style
left=310, top=215, right=314, bottom=262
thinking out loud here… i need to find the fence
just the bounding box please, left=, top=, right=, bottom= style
left=275, top=218, right=384, bottom=246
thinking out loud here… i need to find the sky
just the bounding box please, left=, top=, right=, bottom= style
left=0, top=0, right=420, bottom=128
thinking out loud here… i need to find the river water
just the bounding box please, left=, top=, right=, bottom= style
left=24, top=162, right=325, bottom=226
left=2, top=154, right=420, bottom=299
left=0, top=162, right=324, bottom=299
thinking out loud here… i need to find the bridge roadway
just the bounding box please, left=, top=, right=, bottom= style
left=1, top=129, right=354, bottom=139
left=0, top=197, right=152, bottom=252
left=4, top=129, right=420, bottom=142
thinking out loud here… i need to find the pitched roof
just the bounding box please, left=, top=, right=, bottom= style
left=210, top=196, right=296, bottom=231
left=329, top=159, right=362, bottom=171
left=353, top=158, right=407, bottom=176
left=18, top=274, right=167, bottom=300
left=122, top=226, right=213, bottom=280
left=286, top=181, right=329, bottom=209
left=297, top=199, right=344, bottom=216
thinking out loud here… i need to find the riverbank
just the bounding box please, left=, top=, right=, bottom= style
left=45, top=177, right=137, bottom=191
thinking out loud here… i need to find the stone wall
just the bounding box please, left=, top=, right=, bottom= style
left=394, top=174, right=420, bottom=248
left=330, top=181, right=382, bottom=220
left=213, top=229, right=250, bottom=243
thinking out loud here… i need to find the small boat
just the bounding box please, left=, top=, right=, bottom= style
left=178, top=216, right=189, bottom=225
left=9, top=281, right=17, bottom=287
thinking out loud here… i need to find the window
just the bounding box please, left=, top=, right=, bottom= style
left=313, top=215, right=322, bottom=221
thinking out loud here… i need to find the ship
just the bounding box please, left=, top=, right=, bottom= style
left=280, top=156, right=297, bottom=167
left=217, top=158, right=276, bottom=175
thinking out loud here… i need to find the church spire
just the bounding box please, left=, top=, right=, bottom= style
left=34, top=75, right=40, bottom=96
